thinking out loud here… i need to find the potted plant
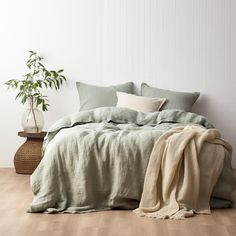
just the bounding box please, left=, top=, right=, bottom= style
left=5, top=50, right=67, bottom=133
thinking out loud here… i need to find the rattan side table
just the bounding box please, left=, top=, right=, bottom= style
left=14, top=131, right=47, bottom=174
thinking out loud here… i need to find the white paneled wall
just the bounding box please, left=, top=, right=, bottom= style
left=0, top=0, right=235, bottom=167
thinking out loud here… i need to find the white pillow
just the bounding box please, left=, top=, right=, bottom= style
left=116, top=92, right=166, bottom=113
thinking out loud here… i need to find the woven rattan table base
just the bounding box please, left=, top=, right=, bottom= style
left=14, top=132, right=46, bottom=174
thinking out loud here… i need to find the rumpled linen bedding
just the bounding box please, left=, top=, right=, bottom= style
left=28, top=107, right=236, bottom=214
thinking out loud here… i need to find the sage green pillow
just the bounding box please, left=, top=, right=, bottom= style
left=141, top=83, right=200, bottom=111
left=76, top=81, right=134, bottom=111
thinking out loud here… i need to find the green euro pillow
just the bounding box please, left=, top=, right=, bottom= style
left=141, top=83, right=200, bottom=111
left=76, top=81, right=134, bottom=111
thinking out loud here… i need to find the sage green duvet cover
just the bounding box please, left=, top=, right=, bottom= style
left=29, top=107, right=236, bottom=213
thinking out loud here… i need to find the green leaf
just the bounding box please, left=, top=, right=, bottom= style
left=45, top=71, right=51, bottom=77
left=36, top=80, right=42, bottom=88
left=59, top=77, right=63, bottom=84
left=61, top=75, right=67, bottom=81
left=36, top=99, right=42, bottom=106
left=22, top=95, right=28, bottom=104
left=51, top=79, right=57, bottom=89
left=38, top=62, right=45, bottom=68
left=56, top=79, right=60, bottom=88
left=34, top=70, right=39, bottom=75
left=15, top=92, right=22, bottom=99
left=58, top=69, right=64, bottom=73
left=43, top=81, right=48, bottom=88
left=42, top=103, right=49, bottom=111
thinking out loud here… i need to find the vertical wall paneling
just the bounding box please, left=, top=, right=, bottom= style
left=0, top=0, right=235, bottom=167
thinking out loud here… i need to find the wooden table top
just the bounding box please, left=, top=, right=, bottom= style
left=18, top=131, right=47, bottom=138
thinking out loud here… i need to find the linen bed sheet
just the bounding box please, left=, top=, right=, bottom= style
left=28, top=107, right=236, bottom=213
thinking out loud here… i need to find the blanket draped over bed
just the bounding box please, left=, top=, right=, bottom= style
left=28, top=107, right=236, bottom=215
left=134, top=126, right=231, bottom=219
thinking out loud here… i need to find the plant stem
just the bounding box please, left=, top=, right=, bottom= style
left=30, top=97, right=39, bottom=133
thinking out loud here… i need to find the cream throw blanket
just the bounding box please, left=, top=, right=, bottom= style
left=134, top=125, right=232, bottom=219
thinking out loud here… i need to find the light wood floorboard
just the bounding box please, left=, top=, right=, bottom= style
left=0, top=168, right=236, bottom=236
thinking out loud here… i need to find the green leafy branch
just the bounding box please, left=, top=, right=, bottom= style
left=5, top=51, right=67, bottom=111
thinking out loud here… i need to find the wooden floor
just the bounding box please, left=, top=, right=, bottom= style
left=0, top=169, right=236, bottom=236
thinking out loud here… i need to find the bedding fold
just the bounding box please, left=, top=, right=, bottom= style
left=43, top=107, right=214, bottom=151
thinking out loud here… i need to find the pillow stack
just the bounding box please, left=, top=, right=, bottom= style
left=76, top=81, right=200, bottom=112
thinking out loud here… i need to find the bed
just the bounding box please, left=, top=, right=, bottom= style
left=28, top=107, right=236, bottom=218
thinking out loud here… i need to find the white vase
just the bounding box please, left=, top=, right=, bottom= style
left=21, top=99, right=44, bottom=133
